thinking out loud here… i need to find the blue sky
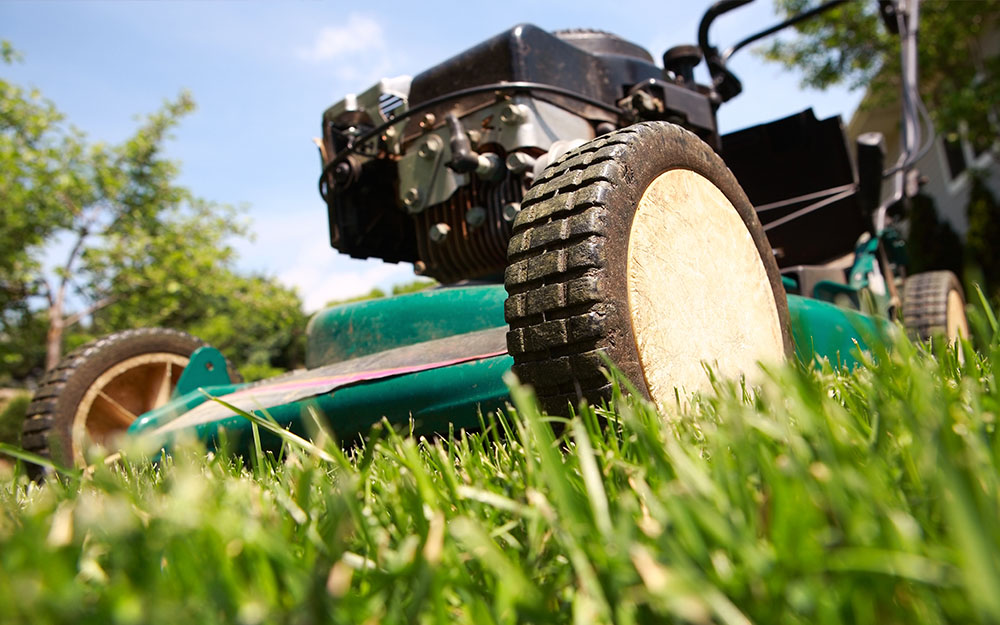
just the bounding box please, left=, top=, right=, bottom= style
left=3, top=0, right=862, bottom=310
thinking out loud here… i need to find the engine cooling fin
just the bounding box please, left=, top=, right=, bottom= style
left=414, top=173, right=525, bottom=283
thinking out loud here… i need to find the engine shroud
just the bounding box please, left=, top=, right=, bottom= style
left=320, top=24, right=718, bottom=284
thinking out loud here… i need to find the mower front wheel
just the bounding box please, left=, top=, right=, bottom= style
left=503, top=122, right=792, bottom=414
left=22, top=328, right=239, bottom=475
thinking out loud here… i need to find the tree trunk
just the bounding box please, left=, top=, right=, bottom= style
left=45, top=300, right=64, bottom=371
left=45, top=227, right=87, bottom=371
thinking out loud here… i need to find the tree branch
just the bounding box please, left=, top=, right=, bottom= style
left=52, top=219, right=95, bottom=322
left=63, top=294, right=118, bottom=328
left=57, top=192, right=80, bottom=216
left=60, top=225, right=90, bottom=292
left=42, top=276, right=53, bottom=308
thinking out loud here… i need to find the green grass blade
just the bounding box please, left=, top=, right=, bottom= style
left=200, top=391, right=337, bottom=463
left=0, top=442, right=78, bottom=478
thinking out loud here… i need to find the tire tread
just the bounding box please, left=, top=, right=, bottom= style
left=902, top=271, right=965, bottom=341
left=21, top=327, right=237, bottom=479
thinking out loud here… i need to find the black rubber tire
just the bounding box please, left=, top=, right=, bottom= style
left=22, top=328, right=239, bottom=477
left=902, top=270, right=969, bottom=343
left=503, top=122, right=793, bottom=415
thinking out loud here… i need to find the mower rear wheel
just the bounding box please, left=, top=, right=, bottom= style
left=22, top=328, right=239, bottom=475
left=504, top=122, right=792, bottom=414
left=902, top=270, right=969, bottom=344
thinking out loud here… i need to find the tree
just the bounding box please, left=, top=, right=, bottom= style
left=108, top=272, right=310, bottom=381
left=763, top=1, right=1000, bottom=142
left=1, top=43, right=307, bottom=379
left=965, top=171, right=1000, bottom=291
left=904, top=192, right=964, bottom=276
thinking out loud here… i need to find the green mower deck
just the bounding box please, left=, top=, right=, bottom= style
left=127, top=284, right=889, bottom=454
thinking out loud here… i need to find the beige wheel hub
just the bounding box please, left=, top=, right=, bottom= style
left=72, top=353, right=189, bottom=462
left=627, top=168, right=785, bottom=405
left=946, top=289, right=969, bottom=343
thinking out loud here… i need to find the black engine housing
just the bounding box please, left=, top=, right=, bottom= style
left=321, top=24, right=720, bottom=282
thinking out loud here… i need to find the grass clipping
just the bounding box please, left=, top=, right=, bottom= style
left=1, top=328, right=999, bottom=624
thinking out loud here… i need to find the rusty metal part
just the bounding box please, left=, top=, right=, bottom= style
left=413, top=172, right=526, bottom=282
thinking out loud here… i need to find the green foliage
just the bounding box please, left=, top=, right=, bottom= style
left=905, top=192, right=964, bottom=276
left=0, top=41, right=19, bottom=64
left=322, top=279, right=437, bottom=310
left=764, top=1, right=891, bottom=91
left=2, top=329, right=999, bottom=623
left=764, top=1, right=1000, bottom=141
left=966, top=172, right=1000, bottom=295
left=0, top=393, right=28, bottom=447
left=323, top=287, right=387, bottom=309
left=179, top=274, right=308, bottom=378
left=391, top=279, right=437, bottom=296
left=0, top=45, right=85, bottom=308
left=0, top=309, right=48, bottom=385
left=0, top=42, right=306, bottom=379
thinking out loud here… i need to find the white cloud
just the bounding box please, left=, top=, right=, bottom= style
left=277, top=237, right=414, bottom=311
left=297, top=14, right=385, bottom=62
left=234, top=210, right=416, bottom=312
left=289, top=263, right=413, bottom=312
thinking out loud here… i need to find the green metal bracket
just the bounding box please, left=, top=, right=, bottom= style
left=173, top=346, right=233, bottom=398
left=812, top=279, right=861, bottom=309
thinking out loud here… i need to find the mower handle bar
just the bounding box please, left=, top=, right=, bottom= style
left=697, top=0, right=849, bottom=102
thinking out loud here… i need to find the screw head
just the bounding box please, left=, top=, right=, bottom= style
left=402, top=187, right=422, bottom=212
left=419, top=113, right=436, bottom=129
left=429, top=223, right=451, bottom=244
left=500, top=103, right=528, bottom=125
left=465, top=206, right=487, bottom=228
left=417, top=135, right=442, bottom=159
left=502, top=202, right=521, bottom=222
left=506, top=152, right=535, bottom=174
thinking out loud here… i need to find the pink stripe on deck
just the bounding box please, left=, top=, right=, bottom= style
left=224, top=349, right=509, bottom=399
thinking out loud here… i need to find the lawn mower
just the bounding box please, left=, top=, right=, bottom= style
left=20, top=0, right=969, bottom=469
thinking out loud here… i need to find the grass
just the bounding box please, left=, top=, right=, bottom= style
left=0, top=319, right=998, bottom=624
left=0, top=391, right=29, bottom=447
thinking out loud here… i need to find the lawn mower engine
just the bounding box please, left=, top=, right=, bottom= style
left=318, top=25, right=720, bottom=283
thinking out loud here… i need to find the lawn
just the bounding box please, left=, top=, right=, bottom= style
left=0, top=311, right=998, bottom=624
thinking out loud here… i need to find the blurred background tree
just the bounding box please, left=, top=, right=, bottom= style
left=1, top=42, right=307, bottom=387
left=765, top=0, right=1000, bottom=298
left=765, top=0, right=1000, bottom=141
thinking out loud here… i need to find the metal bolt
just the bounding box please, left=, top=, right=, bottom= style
left=429, top=223, right=451, bottom=244
left=475, top=152, right=503, bottom=180
left=402, top=187, right=422, bottom=212
left=333, top=161, right=352, bottom=184
left=466, top=206, right=487, bottom=228
left=418, top=135, right=442, bottom=159
left=506, top=152, right=536, bottom=174
left=385, top=125, right=398, bottom=138
left=502, top=202, right=521, bottom=222
left=500, top=103, right=528, bottom=125
left=419, top=113, right=436, bottom=130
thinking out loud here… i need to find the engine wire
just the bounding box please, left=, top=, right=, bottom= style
left=318, top=81, right=626, bottom=200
